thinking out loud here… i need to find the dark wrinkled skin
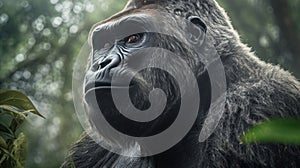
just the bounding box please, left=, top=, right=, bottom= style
left=62, top=0, right=300, bottom=167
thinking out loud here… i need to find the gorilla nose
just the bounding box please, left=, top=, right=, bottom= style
left=99, top=59, right=112, bottom=69
left=92, top=56, right=121, bottom=72
left=88, top=55, right=121, bottom=89
left=85, top=54, right=129, bottom=93
left=98, top=55, right=120, bottom=70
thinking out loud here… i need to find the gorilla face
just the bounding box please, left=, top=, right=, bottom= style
left=83, top=11, right=208, bottom=144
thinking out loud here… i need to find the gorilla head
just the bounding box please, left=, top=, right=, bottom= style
left=64, top=0, right=300, bottom=167
left=84, top=1, right=214, bottom=148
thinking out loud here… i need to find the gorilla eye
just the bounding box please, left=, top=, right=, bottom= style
left=125, top=34, right=143, bottom=44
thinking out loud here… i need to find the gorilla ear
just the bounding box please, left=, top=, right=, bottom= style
left=189, top=16, right=207, bottom=33
left=187, top=16, right=207, bottom=44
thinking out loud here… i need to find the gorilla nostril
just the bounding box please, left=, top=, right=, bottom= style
left=99, top=59, right=112, bottom=69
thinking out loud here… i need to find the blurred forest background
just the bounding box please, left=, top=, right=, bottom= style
left=0, top=0, right=299, bottom=167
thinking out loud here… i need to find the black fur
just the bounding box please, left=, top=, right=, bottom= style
left=62, top=0, right=300, bottom=167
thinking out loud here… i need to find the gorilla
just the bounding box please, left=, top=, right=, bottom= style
left=63, top=0, right=300, bottom=167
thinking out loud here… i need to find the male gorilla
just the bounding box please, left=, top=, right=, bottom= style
left=63, top=0, right=300, bottom=167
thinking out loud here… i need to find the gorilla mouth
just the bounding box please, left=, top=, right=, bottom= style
left=84, top=81, right=135, bottom=95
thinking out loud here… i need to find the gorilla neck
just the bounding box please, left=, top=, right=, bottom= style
left=154, top=126, right=205, bottom=168
left=153, top=71, right=211, bottom=167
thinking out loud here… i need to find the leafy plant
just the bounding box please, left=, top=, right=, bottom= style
left=0, top=90, right=44, bottom=168
left=242, top=118, right=300, bottom=145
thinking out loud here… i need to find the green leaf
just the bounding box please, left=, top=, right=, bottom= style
left=242, top=119, right=300, bottom=145
left=0, top=136, right=8, bottom=149
left=0, top=122, right=15, bottom=139
left=0, top=105, right=27, bottom=119
left=0, top=153, right=8, bottom=166
left=12, top=132, right=26, bottom=167
left=0, top=90, right=44, bottom=118
left=0, top=147, right=23, bottom=168
left=0, top=113, right=13, bottom=127
left=0, top=105, right=27, bottom=133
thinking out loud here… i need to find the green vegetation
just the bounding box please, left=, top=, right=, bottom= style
left=242, top=119, right=300, bottom=145
left=0, top=90, right=44, bottom=168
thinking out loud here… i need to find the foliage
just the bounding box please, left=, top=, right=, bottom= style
left=0, top=90, right=44, bottom=168
left=242, top=119, right=300, bottom=145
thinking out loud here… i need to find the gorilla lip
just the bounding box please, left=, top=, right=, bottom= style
left=84, top=83, right=134, bottom=97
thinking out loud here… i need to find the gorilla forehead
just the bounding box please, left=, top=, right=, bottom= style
left=91, top=13, right=152, bottom=34
left=89, top=6, right=160, bottom=32
left=89, top=10, right=190, bottom=44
